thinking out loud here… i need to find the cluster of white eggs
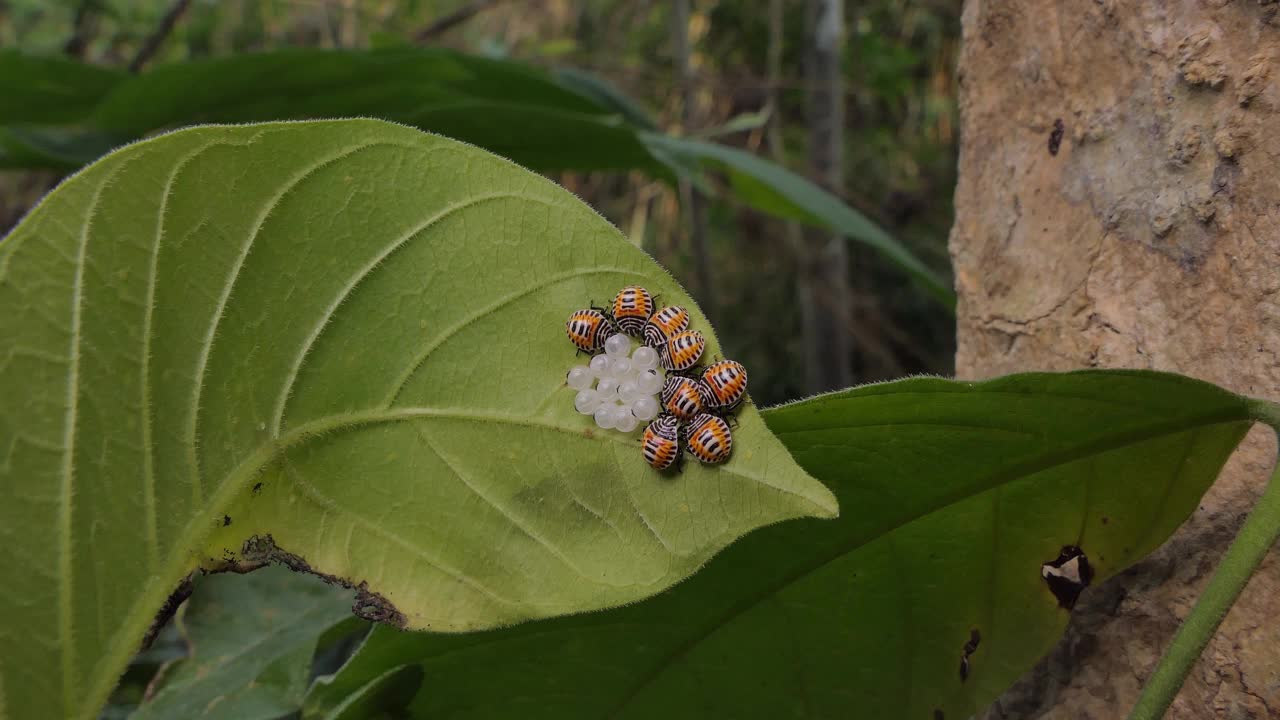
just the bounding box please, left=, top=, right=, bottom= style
left=567, top=334, right=665, bottom=432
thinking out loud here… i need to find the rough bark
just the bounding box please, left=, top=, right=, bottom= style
left=951, top=2, right=1280, bottom=718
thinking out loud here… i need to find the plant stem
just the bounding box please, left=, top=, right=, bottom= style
left=412, top=0, right=504, bottom=44
left=1128, top=412, right=1280, bottom=720
left=128, top=0, right=192, bottom=73
left=1249, top=399, right=1280, bottom=430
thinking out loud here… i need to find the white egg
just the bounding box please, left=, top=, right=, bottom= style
left=615, top=409, right=639, bottom=433
left=605, top=333, right=631, bottom=357
left=637, top=369, right=664, bottom=395
left=631, top=345, right=659, bottom=370
left=618, top=380, right=641, bottom=404
left=611, top=357, right=632, bottom=376
left=631, top=396, right=660, bottom=421
left=596, top=376, right=619, bottom=397
left=566, top=366, right=593, bottom=390
left=594, top=405, right=618, bottom=429
left=574, top=389, right=601, bottom=415
left=589, top=354, right=612, bottom=374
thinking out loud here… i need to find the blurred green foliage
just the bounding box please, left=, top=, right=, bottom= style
left=0, top=0, right=961, bottom=403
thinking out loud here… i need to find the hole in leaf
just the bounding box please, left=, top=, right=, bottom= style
left=959, top=628, right=981, bottom=682
left=1041, top=545, right=1094, bottom=609
left=964, top=628, right=981, bottom=655
left=241, top=534, right=407, bottom=628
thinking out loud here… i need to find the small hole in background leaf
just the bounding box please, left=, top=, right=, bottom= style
left=959, top=628, right=981, bottom=682
left=1041, top=545, right=1094, bottom=609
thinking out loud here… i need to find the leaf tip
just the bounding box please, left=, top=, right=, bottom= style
left=809, top=482, right=840, bottom=519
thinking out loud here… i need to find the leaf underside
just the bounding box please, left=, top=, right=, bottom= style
left=0, top=119, right=835, bottom=720
left=305, top=370, right=1252, bottom=719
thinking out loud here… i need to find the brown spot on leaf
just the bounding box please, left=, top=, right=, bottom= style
left=965, top=628, right=981, bottom=655
left=252, top=482, right=263, bottom=495
left=353, top=582, right=408, bottom=626
left=222, top=514, right=232, bottom=527
left=141, top=574, right=194, bottom=650
left=240, top=534, right=408, bottom=628
left=1041, top=545, right=1094, bottom=609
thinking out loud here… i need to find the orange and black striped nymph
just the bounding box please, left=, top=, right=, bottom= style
left=642, top=415, right=683, bottom=471
left=566, top=308, right=612, bottom=353
left=611, top=285, right=655, bottom=336
left=659, top=330, right=705, bottom=372
left=660, top=375, right=706, bottom=421
left=700, top=359, right=748, bottom=410
left=643, top=305, right=690, bottom=347
left=687, top=412, right=732, bottom=464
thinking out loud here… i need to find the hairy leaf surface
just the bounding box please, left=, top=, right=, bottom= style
left=0, top=119, right=835, bottom=720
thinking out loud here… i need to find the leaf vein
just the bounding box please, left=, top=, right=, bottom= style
left=141, top=138, right=237, bottom=570
left=383, top=266, right=649, bottom=406
left=411, top=425, right=604, bottom=584
left=187, top=141, right=405, bottom=502
left=272, top=191, right=548, bottom=435
left=60, top=158, right=127, bottom=716
left=280, top=458, right=523, bottom=609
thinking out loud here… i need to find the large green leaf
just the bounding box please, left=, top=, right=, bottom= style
left=0, top=48, right=666, bottom=176
left=640, top=132, right=953, bottom=306
left=0, top=49, right=952, bottom=306
left=0, top=119, right=836, bottom=720
left=131, top=566, right=355, bottom=720
left=0, top=52, right=125, bottom=125
left=304, top=371, right=1253, bottom=719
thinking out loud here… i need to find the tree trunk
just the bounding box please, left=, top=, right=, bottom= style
left=672, top=0, right=717, bottom=323
left=951, top=2, right=1280, bottom=718
left=802, top=0, right=853, bottom=392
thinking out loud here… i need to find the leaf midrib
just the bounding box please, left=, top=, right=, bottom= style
left=89, top=403, right=820, bottom=717
left=50, top=133, right=660, bottom=717
left=601, top=408, right=1252, bottom=717
left=271, top=190, right=557, bottom=435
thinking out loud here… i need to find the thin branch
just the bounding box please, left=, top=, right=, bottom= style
left=412, top=0, right=506, bottom=44
left=672, top=0, right=717, bottom=322
left=1128, top=438, right=1280, bottom=720
left=128, top=0, right=193, bottom=73
left=63, top=0, right=100, bottom=59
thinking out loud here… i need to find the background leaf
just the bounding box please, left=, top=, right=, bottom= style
left=132, top=566, right=354, bottom=720
left=0, top=48, right=951, bottom=305
left=303, top=370, right=1252, bottom=719
left=639, top=132, right=953, bottom=306
left=0, top=119, right=835, bottom=720
left=0, top=52, right=124, bottom=124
